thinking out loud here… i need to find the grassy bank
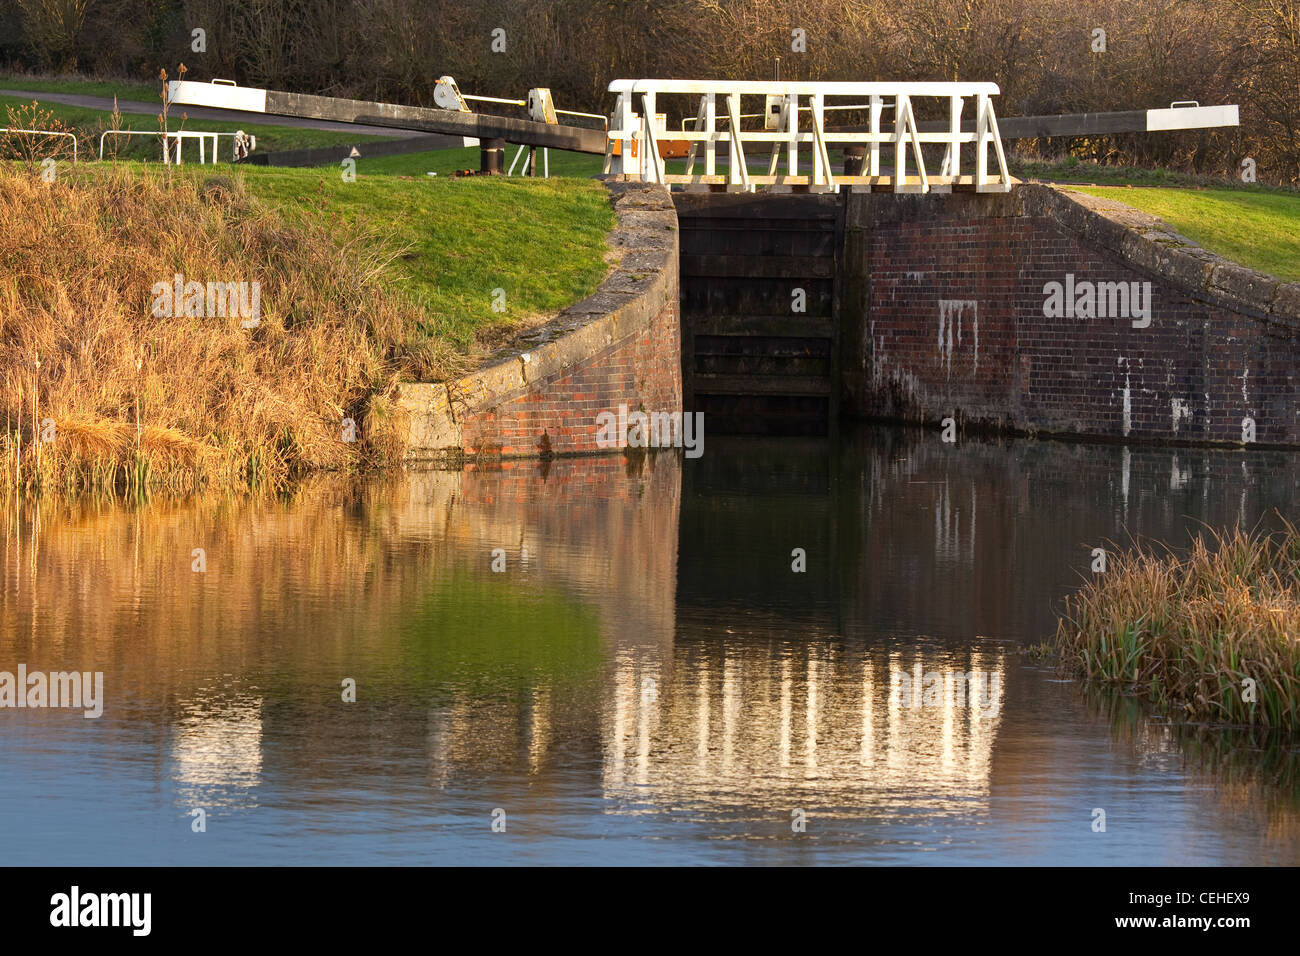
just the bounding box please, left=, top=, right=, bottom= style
left=248, top=165, right=614, bottom=349
left=1010, top=157, right=1275, bottom=190
left=1070, top=186, right=1300, bottom=281
left=0, top=162, right=614, bottom=493
left=1056, top=524, right=1300, bottom=731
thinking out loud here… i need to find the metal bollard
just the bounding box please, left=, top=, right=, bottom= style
left=843, top=145, right=866, bottom=177
left=480, top=137, right=506, bottom=174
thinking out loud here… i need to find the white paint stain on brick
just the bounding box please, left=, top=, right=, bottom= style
left=938, top=300, right=978, bottom=377
left=1122, top=373, right=1132, bottom=436
left=1171, top=397, right=1191, bottom=432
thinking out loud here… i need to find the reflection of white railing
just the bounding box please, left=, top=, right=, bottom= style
left=605, top=79, right=1011, bottom=193
left=98, top=129, right=251, bottom=164
left=0, top=127, right=78, bottom=162
left=602, top=648, right=1006, bottom=803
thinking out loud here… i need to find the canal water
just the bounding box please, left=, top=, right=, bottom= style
left=2, top=425, right=1298, bottom=865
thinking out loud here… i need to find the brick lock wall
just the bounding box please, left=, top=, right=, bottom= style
left=458, top=290, right=682, bottom=458
left=847, top=188, right=1300, bottom=446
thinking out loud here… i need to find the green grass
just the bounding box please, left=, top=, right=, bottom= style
left=212, top=162, right=616, bottom=348
left=1071, top=186, right=1300, bottom=281
left=342, top=144, right=606, bottom=178
left=0, top=72, right=161, bottom=103
left=1, top=94, right=397, bottom=160
left=1011, top=157, right=1212, bottom=188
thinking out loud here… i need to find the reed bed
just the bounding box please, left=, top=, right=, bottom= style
left=0, top=163, right=465, bottom=493
left=1056, top=522, right=1300, bottom=731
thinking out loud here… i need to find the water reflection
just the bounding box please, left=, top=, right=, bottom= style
left=170, top=689, right=264, bottom=804
left=603, top=647, right=1006, bottom=812
left=1, top=428, right=1299, bottom=864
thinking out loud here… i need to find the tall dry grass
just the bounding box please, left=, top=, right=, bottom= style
left=1057, top=521, right=1300, bottom=731
left=0, top=163, right=462, bottom=493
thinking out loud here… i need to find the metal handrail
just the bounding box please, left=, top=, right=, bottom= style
left=683, top=102, right=889, bottom=132
left=606, top=79, right=1010, bottom=193
left=98, top=128, right=248, bottom=164
left=0, top=127, right=78, bottom=162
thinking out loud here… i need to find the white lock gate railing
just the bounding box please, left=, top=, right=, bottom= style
left=604, top=79, right=1011, bottom=193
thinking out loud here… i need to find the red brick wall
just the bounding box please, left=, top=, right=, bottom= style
left=846, top=189, right=1300, bottom=446
left=459, top=291, right=682, bottom=458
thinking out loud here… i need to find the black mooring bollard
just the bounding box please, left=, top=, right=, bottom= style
left=480, top=138, right=506, bottom=174
left=843, top=145, right=867, bottom=177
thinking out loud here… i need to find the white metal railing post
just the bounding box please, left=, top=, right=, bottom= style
left=653, top=91, right=664, bottom=183
left=684, top=96, right=706, bottom=175
left=610, top=91, right=636, bottom=175
left=893, top=93, right=907, bottom=190
left=988, top=100, right=1010, bottom=192
left=705, top=93, right=716, bottom=177
left=640, top=90, right=665, bottom=184
left=810, top=92, right=833, bottom=189
left=786, top=93, right=798, bottom=179
left=869, top=95, right=881, bottom=177
left=766, top=99, right=782, bottom=178
left=974, top=94, right=1011, bottom=192
left=508, top=143, right=527, bottom=175
left=639, top=90, right=649, bottom=181
left=725, top=91, right=738, bottom=186
left=636, top=112, right=644, bottom=180
left=945, top=95, right=963, bottom=179
left=725, top=92, right=750, bottom=190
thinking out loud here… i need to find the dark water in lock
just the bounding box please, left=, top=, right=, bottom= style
left=2, top=425, right=1299, bottom=865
